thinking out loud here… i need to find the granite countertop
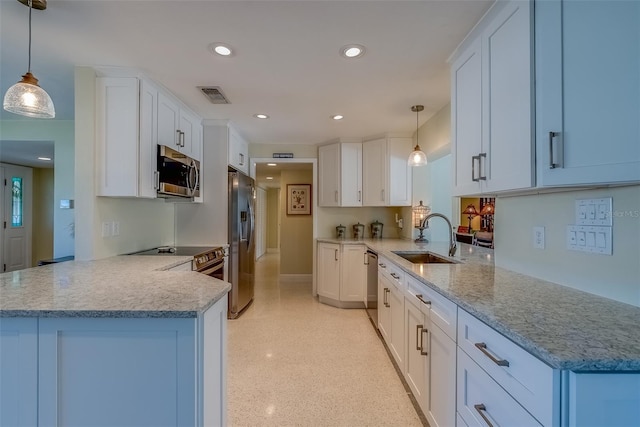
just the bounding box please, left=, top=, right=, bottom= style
left=318, top=238, right=640, bottom=371
left=0, top=256, right=231, bottom=318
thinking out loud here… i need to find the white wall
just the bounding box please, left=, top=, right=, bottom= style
left=175, top=123, right=230, bottom=246
left=402, top=104, right=454, bottom=241
left=75, top=66, right=174, bottom=260
left=0, top=120, right=75, bottom=257
left=495, top=185, right=640, bottom=307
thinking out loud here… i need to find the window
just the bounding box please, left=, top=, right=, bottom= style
left=11, top=177, right=22, bottom=227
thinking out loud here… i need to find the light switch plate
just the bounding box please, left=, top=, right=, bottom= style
left=576, top=198, right=612, bottom=226
left=101, top=222, right=111, bottom=238
left=112, top=221, right=120, bottom=236
left=567, top=225, right=612, bottom=255
left=533, top=227, right=545, bottom=249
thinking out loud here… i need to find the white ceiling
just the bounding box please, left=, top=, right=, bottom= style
left=0, top=140, right=54, bottom=168
left=0, top=0, right=493, bottom=146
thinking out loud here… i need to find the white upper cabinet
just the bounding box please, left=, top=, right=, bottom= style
left=228, top=126, right=249, bottom=175
left=451, top=0, right=534, bottom=196
left=95, top=70, right=203, bottom=200
left=536, top=0, right=640, bottom=186
left=318, top=140, right=362, bottom=207
left=362, top=135, right=412, bottom=206
left=96, top=77, right=140, bottom=198
left=158, top=93, right=202, bottom=161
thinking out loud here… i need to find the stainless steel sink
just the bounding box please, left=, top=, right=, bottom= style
left=392, top=251, right=459, bottom=264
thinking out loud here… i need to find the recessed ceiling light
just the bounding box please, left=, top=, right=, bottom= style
left=266, top=177, right=273, bottom=180
left=253, top=114, right=269, bottom=119
left=267, top=163, right=277, bottom=167
left=340, top=44, right=366, bottom=59
left=37, top=156, right=51, bottom=161
left=208, top=42, right=234, bottom=57
left=331, top=115, right=344, bottom=120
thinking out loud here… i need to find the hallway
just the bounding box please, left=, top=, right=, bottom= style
left=227, top=253, right=423, bottom=426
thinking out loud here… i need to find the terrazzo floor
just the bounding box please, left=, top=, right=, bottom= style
left=227, top=253, right=424, bottom=426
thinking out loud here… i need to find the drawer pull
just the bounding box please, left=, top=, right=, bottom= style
left=475, top=342, right=510, bottom=367
left=416, top=324, right=423, bottom=351
left=420, top=327, right=429, bottom=356
left=416, top=294, right=431, bottom=306
left=474, top=404, right=494, bottom=427
left=390, top=272, right=400, bottom=280
left=379, top=263, right=386, bottom=268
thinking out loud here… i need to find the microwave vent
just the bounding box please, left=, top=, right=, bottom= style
left=198, top=86, right=230, bottom=104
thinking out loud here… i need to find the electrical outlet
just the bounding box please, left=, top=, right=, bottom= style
left=101, top=222, right=111, bottom=238
left=533, top=227, right=545, bottom=249
left=112, top=221, right=120, bottom=236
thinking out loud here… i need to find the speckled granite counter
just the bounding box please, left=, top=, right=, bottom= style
left=318, top=238, right=640, bottom=371
left=0, top=256, right=231, bottom=318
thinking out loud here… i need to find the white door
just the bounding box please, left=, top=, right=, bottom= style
left=1, top=164, right=33, bottom=271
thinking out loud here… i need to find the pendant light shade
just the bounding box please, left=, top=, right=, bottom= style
left=3, top=0, right=55, bottom=119
left=408, top=105, right=427, bottom=167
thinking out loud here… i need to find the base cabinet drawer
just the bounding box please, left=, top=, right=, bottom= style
left=458, top=309, right=558, bottom=425
left=457, top=349, right=542, bottom=427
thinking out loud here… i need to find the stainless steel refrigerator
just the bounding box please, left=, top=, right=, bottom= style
left=228, top=170, right=255, bottom=318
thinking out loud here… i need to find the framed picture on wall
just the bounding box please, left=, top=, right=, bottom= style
left=287, top=184, right=311, bottom=215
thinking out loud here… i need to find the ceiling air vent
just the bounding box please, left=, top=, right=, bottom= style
left=198, top=86, right=230, bottom=104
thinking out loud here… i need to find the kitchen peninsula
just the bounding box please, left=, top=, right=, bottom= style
left=0, top=256, right=230, bottom=426
left=318, top=238, right=640, bottom=426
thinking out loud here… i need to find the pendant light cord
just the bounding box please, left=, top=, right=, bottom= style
left=27, top=0, right=33, bottom=72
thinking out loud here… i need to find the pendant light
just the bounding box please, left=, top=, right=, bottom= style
left=408, top=105, right=427, bottom=167
left=3, top=0, right=55, bottom=119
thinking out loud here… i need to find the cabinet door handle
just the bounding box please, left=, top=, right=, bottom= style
left=381, top=189, right=385, bottom=202
left=474, top=342, right=510, bottom=367
left=384, top=288, right=390, bottom=307
left=420, top=327, right=429, bottom=356
left=478, top=152, right=487, bottom=180
left=363, top=252, right=368, bottom=265
left=416, top=294, right=431, bottom=306
left=175, top=130, right=181, bottom=147
left=154, top=170, right=160, bottom=190
left=549, top=131, right=562, bottom=169
left=416, top=324, right=424, bottom=351
left=390, top=272, right=400, bottom=280
left=471, top=155, right=479, bottom=182
left=239, top=153, right=244, bottom=166
left=334, top=249, right=338, bottom=261
left=358, top=190, right=361, bottom=202
left=474, top=404, right=494, bottom=427
left=334, top=190, right=338, bottom=203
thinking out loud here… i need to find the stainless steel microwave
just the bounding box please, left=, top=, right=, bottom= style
left=156, top=145, right=200, bottom=199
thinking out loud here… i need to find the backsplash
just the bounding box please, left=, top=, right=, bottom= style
left=317, top=207, right=404, bottom=239
left=495, top=185, right=640, bottom=307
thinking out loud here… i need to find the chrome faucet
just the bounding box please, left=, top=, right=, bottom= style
left=420, top=213, right=457, bottom=257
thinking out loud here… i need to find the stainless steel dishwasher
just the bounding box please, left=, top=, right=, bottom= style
left=365, top=250, right=378, bottom=325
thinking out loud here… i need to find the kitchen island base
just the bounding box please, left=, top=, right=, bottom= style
left=0, top=297, right=227, bottom=426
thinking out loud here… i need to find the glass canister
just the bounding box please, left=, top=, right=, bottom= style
left=352, top=222, right=365, bottom=239
left=336, top=224, right=346, bottom=239
left=370, top=220, right=384, bottom=239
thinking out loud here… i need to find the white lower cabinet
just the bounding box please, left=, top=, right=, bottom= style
left=457, top=308, right=557, bottom=426
left=404, top=296, right=428, bottom=414
left=457, top=349, right=542, bottom=426
left=404, top=275, right=456, bottom=427
left=427, top=323, right=456, bottom=427
left=0, top=297, right=227, bottom=426
left=377, top=257, right=405, bottom=367
left=317, top=242, right=366, bottom=306
left=0, top=318, right=38, bottom=426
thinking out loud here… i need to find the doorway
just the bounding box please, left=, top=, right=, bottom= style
left=251, top=158, right=317, bottom=290
left=0, top=164, right=33, bottom=271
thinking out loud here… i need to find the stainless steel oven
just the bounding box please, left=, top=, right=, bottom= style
left=194, top=248, right=225, bottom=281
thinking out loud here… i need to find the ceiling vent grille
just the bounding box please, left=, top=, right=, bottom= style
left=198, top=86, right=230, bottom=104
